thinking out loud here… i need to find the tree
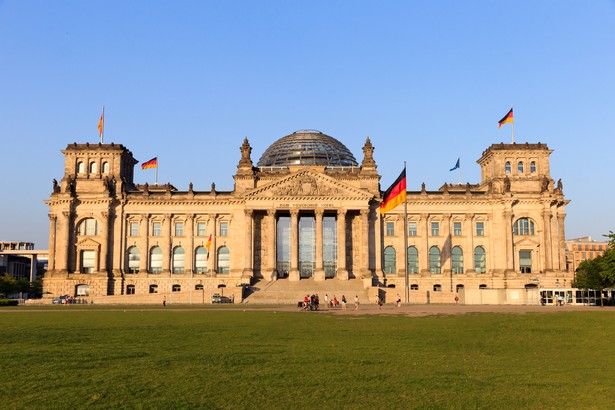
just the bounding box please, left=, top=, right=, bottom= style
left=0, top=274, right=18, bottom=298
left=573, top=232, right=615, bottom=306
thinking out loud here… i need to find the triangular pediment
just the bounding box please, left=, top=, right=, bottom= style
left=514, top=237, right=540, bottom=247
left=76, top=237, right=101, bottom=249
left=244, top=170, right=373, bottom=200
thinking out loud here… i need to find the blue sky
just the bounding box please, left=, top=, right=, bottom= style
left=1, top=0, right=614, bottom=248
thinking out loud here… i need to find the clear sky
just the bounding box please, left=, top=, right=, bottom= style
left=1, top=0, right=614, bottom=248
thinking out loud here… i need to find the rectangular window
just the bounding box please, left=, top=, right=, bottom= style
left=519, top=250, right=532, bottom=273
left=476, top=222, right=484, bottom=236
left=220, top=222, right=228, bottom=237
left=130, top=222, right=139, bottom=237
left=152, top=222, right=161, bottom=237
left=197, top=222, right=206, bottom=236
left=175, top=222, right=184, bottom=236
left=453, top=222, right=462, bottom=236
left=386, top=222, right=395, bottom=236
left=431, top=222, right=439, bottom=236
left=408, top=221, right=417, bottom=236
left=81, top=250, right=95, bottom=273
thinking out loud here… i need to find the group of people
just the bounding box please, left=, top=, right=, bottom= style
left=300, top=293, right=404, bottom=310
left=300, top=294, right=351, bottom=311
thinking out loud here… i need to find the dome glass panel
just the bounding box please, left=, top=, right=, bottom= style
left=257, top=130, right=358, bottom=167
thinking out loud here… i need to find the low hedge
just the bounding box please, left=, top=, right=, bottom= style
left=0, top=299, right=19, bottom=306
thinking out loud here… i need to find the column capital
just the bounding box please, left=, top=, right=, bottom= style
left=314, top=208, right=324, bottom=217
left=267, top=209, right=276, bottom=217
left=290, top=209, right=299, bottom=217
left=244, top=209, right=254, bottom=217
left=48, top=213, right=57, bottom=222
left=337, top=208, right=347, bottom=216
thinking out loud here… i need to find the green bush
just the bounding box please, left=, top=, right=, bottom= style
left=0, top=299, right=19, bottom=306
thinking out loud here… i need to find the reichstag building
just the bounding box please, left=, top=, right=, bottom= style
left=43, top=130, right=571, bottom=304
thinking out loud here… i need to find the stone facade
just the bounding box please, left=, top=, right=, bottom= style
left=43, top=133, right=571, bottom=303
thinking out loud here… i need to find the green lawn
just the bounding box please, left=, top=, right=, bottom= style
left=1, top=307, right=614, bottom=409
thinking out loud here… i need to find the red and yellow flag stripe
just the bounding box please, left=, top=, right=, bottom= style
left=380, top=168, right=407, bottom=214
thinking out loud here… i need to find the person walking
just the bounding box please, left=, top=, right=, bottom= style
left=354, top=295, right=360, bottom=310
left=341, top=295, right=347, bottom=310
left=396, top=294, right=402, bottom=308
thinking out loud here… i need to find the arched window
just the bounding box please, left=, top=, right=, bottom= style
left=126, top=285, right=136, bottom=295
left=77, top=161, right=85, bottom=174
left=80, top=250, right=95, bottom=273
left=149, top=284, right=158, bottom=293
left=383, top=246, right=396, bottom=274
left=505, top=161, right=511, bottom=174
left=90, top=162, right=97, bottom=174
left=149, top=246, right=162, bottom=274
left=410, top=284, right=419, bottom=290
left=530, top=161, right=536, bottom=173
left=102, top=162, right=109, bottom=174
left=456, top=284, right=464, bottom=293
left=474, top=246, right=486, bottom=273
left=433, top=284, right=442, bottom=292
left=452, top=246, right=464, bottom=274
left=407, top=246, right=419, bottom=274
left=513, top=218, right=535, bottom=236
left=217, top=246, right=230, bottom=274
left=172, top=284, right=181, bottom=292
left=77, top=218, right=99, bottom=236
left=195, top=284, right=204, bottom=291
left=479, top=284, right=487, bottom=289
left=172, top=247, right=185, bottom=274
left=127, top=246, right=140, bottom=274
left=429, top=246, right=441, bottom=274
left=517, top=161, right=524, bottom=173
left=194, top=246, right=208, bottom=274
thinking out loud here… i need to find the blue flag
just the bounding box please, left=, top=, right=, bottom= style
left=449, top=158, right=460, bottom=171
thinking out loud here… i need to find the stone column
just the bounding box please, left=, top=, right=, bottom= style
left=100, top=211, right=109, bottom=273
left=209, top=214, right=217, bottom=274
left=442, top=213, right=452, bottom=275
left=162, top=214, right=172, bottom=275
left=58, top=210, right=72, bottom=274
left=420, top=213, right=429, bottom=275
left=139, top=215, right=149, bottom=274
left=314, top=209, right=325, bottom=281
left=185, top=215, right=194, bottom=274
left=289, top=209, right=300, bottom=281
left=267, top=210, right=277, bottom=281
left=336, top=209, right=348, bottom=280
left=465, top=213, right=475, bottom=274
left=542, top=210, right=553, bottom=272
left=47, top=214, right=57, bottom=272
left=360, top=209, right=371, bottom=280
left=556, top=210, right=567, bottom=272
left=503, top=210, right=514, bottom=273
left=243, top=210, right=254, bottom=279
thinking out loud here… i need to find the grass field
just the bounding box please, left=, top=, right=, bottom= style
left=1, top=306, right=615, bottom=409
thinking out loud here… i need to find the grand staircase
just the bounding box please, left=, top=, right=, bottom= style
left=243, top=277, right=370, bottom=305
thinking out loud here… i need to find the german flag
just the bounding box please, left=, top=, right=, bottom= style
left=97, top=105, right=104, bottom=137
left=498, top=108, right=514, bottom=128
left=380, top=168, right=407, bottom=214
left=205, top=234, right=213, bottom=260
left=141, top=157, right=158, bottom=170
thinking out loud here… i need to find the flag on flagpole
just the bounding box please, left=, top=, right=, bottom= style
left=97, top=106, right=104, bottom=138
left=380, top=167, right=407, bottom=214
left=141, top=157, right=158, bottom=170
left=498, top=108, right=514, bottom=128
left=449, top=158, right=460, bottom=171
left=205, top=234, right=213, bottom=260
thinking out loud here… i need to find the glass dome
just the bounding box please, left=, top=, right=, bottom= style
left=257, top=130, right=358, bottom=167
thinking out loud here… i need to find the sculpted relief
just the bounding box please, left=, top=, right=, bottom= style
left=272, top=174, right=339, bottom=197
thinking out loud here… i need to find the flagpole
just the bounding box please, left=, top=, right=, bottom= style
left=458, top=162, right=462, bottom=185
left=511, top=121, right=515, bottom=144
left=155, top=158, right=159, bottom=185
left=403, top=162, right=409, bottom=304
left=99, top=105, right=105, bottom=144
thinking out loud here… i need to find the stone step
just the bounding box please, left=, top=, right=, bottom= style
left=243, top=278, right=369, bottom=304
